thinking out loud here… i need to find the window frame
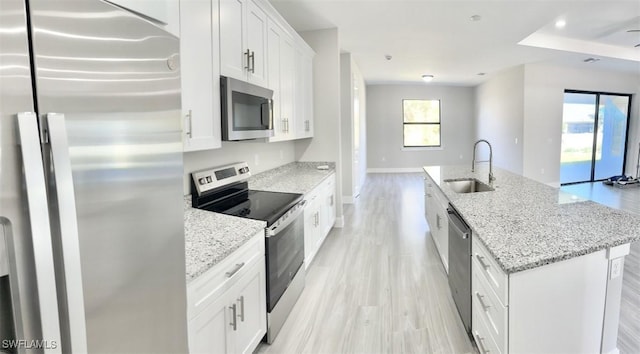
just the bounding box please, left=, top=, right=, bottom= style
left=402, top=99, right=442, bottom=148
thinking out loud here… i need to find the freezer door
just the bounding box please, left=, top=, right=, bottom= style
left=0, top=1, right=62, bottom=352
left=28, top=1, right=188, bottom=353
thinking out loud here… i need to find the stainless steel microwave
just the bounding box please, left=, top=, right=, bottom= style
left=221, top=76, right=274, bottom=141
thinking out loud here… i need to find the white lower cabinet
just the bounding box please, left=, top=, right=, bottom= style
left=423, top=175, right=448, bottom=272
left=187, top=232, right=266, bottom=354
left=304, top=173, right=336, bottom=268
left=472, top=233, right=613, bottom=353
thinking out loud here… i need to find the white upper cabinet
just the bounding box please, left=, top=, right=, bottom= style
left=267, top=20, right=295, bottom=142
left=294, top=44, right=314, bottom=139
left=180, top=0, right=221, bottom=152
left=220, top=0, right=268, bottom=87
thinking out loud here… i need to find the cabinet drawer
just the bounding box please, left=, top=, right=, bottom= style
left=472, top=261, right=508, bottom=351
left=187, top=232, right=265, bottom=320
left=472, top=235, right=508, bottom=306
left=472, top=302, right=503, bottom=354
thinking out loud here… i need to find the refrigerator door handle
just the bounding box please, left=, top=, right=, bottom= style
left=16, top=112, right=63, bottom=353
left=46, top=113, right=88, bottom=353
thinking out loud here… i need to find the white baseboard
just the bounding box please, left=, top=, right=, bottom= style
left=342, top=195, right=354, bottom=204
left=367, top=167, right=424, bottom=173
left=334, top=216, right=344, bottom=228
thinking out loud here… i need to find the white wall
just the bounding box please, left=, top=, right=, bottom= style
left=295, top=28, right=344, bottom=221
left=366, top=84, right=475, bottom=170
left=522, top=62, right=640, bottom=185
left=183, top=141, right=295, bottom=194
left=340, top=53, right=367, bottom=202
left=474, top=66, right=525, bottom=175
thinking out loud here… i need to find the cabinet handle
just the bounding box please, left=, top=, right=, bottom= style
left=185, top=109, right=192, bottom=138
left=229, top=304, right=237, bottom=331
left=250, top=51, right=255, bottom=73
left=330, top=195, right=334, bottom=206
left=305, top=120, right=309, bottom=131
left=426, top=193, right=432, bottom=197
left=244, top=49, right=251, bottom=71
left=476, top=334, right=489, bottom=354
left=436, top=214, right=441, bottom=229
left=238, top=296, right=245, bottom=322
left=476, top=255, right=490, bottom=270
left=314, top=212, right=319, bottom=226
left=476, top=292, right=491, bottom=311
left=225, top=262, right=245, bottom=278
left=285, top=118, right=289, bottom=133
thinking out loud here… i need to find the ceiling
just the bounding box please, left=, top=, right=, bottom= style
left=268, top=0, right=640, bottom=86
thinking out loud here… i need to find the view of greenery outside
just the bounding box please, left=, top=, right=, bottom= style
left=403, top=99, right=440, bottom=147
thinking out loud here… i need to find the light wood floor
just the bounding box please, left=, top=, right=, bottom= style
left=561, top=182, right=640, bottom=354
left=256, top=175, right=640, bottom=354
left=257, top=173, right=474, bottom=354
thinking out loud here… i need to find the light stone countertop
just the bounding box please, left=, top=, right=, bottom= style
left=184, top=196, right=266, bottom=283
left=184, top=161, right=335, bottom=282
left=423, top=165, right=640, bottom=274
left=249, top=161, right=336, bottom=194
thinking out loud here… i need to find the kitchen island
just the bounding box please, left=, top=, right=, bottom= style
left=423, top=165, right=640, bottom=354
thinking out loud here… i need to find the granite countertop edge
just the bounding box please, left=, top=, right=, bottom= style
left=423, top=165, right=640, bottom=274
left=184, top=161, right=336, bottom=282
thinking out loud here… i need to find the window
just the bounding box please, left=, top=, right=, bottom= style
left=403, top=99, right=441, bottom=147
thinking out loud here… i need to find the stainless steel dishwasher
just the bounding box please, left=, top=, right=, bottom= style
left=447, top=204, right=472, bottom=335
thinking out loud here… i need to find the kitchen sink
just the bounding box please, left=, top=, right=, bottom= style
left=444, top=178, right=494, bottom=193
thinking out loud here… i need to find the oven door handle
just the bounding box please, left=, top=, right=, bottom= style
left=266, top=200, right=306, bottom=238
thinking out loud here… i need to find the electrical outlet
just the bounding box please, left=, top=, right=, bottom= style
left=540, top=168, right=545, bottom=175
left=254, top=154, right=260, bottom=166
left=515, top=137, right=518, bottom=145
left=610, top=258, right=623, bottom=279
left=382, top=157, right=386, bottom=162
left=459, top=154, right=463, bottom=160
left=279, top=149, right=284, bottom=160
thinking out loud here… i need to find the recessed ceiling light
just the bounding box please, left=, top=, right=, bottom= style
left=477, top=72, right=486, bottom=76
left=583, top=57, right=600, bottom=63
left=555, top=19, right=566, bottom=29
left=422, top=74, right=434, bottom=82
left=470, top=15, right=482, bottom=22
left=385, top=54, right=392, bottom=61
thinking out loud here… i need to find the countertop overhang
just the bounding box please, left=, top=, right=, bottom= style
left=424, top=165, right=640, bottom=273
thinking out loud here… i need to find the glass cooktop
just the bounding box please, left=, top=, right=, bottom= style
left=200, top=190, right=303, bottom=226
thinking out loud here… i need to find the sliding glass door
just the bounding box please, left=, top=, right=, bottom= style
left=560, top=91, right=631, bottom=185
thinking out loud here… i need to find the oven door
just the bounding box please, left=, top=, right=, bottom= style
left=265, top=204, right=305, bottom=312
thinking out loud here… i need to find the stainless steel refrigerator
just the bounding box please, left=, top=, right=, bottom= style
left=0, top=0, right=188, bottom=353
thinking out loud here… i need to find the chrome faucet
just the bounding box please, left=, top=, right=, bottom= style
left=472, top=139, right=495, bottom=184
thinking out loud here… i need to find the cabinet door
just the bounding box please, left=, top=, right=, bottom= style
left=245, top=0, right=268, bottom=87
left=234, top=260, right=267, bottom=354
left=220, top=0, right=246, bottom=81
left=267, top=23, right=281, bottom=136
left=323, top=177, right=336, bottom=234
left=188, top=292, right=235, bottom=354
left=180, top=0, right=221, bottom=152
left=279, top=36, right=295, bottom=139
left=294, top=48, right=313, bottom=138
left=303, top=194, right=320, bottom=267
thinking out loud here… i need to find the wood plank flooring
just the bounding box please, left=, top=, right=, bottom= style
left=560, top=183, right=640, bottom=354
left=257, top=173, right=474, bottom=354
left=257, top=175, right=640, bottom=354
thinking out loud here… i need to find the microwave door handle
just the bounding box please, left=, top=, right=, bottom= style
left=262, top=100, right=273, bottom=129
left=16, top=112, right=63, bottom=353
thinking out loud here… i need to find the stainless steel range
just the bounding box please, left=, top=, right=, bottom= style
left=191, top=162, right=306, bottom=343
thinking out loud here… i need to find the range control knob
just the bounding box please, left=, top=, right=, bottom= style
left=198, top=177, right=206, bottom=185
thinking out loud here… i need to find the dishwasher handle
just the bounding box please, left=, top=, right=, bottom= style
left=447, top=206, right=470, bottom=239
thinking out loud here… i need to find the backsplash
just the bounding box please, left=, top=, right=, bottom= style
left=183, top=140, right=295, bottom=195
